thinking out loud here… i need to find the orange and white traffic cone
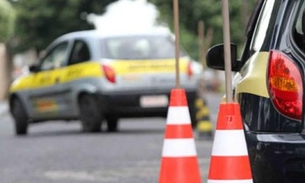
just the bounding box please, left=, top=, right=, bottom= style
left=207, top=103, right=253, bottom=183
left=158, top=88, right=202, bottom=183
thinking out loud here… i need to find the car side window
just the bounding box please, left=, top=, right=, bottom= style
left=40, top=42, right=69, bottom=71
left=293, top=2, right=305, bottom=52
left=241, top=0, right=279, bottom=62
left=68, top=40, right=91, bottom=65
left=248, top=0, right=280, bottom=55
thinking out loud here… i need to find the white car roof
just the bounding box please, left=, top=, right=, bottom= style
left=60, top=27, right=173, bottom=40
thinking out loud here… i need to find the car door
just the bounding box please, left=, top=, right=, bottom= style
left=29, top=41, right=70, bottom=120
left=55, top=39, right=93, bottom=118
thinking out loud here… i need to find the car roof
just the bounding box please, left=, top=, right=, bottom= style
left=45, top=27, right=176, bottom=54
left=57, top=27, right=173, bottom=41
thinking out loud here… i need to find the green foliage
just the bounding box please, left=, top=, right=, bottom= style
left=0, top=0, right=16, bottom=43
left=9, top=0, right=257, bottom=58
left=11, top=0, right=118, bottom=53
left=149, top=0, right=257, bottom=60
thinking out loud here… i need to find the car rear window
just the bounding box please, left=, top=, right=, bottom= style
left=102, top=35, right=187, bottom=60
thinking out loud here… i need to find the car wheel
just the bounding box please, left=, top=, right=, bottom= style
left=106, top=116, right=119, bottom=132
left=11, top=98, right=28, bottom=135
left=79, top=94, right=103, bottom=132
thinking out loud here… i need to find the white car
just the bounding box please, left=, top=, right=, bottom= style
left=9, top=29, right=202, bottom=135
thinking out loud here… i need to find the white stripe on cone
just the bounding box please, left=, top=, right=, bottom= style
left=162, top=139, right=197, bottom=157
left=211, top=130, right=248, bottom=156
left=167, top=107, right=191, bottom=125
left=208, top=179, right=253, bottom=183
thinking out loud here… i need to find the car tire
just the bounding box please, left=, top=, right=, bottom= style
left=79, top=94, right=103, bottom=132
left=11, top=98, right=28, bottom=135
left=106, top=116, right=119, bottom=132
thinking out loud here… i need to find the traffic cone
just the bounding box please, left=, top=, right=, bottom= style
left=195, top=97, right=213, bottom=138
left=158, top=88, right=202, bottom=183
left=207, top=102, right=253, bottom=183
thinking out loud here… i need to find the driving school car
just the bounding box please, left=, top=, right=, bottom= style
left=207, top=0, right=305, bottom=182
left=9, top=29, right=202, bottom=135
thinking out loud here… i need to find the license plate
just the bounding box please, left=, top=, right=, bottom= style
left=140, top=95, right=168, bottom=108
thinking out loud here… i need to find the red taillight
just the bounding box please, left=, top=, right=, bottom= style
left=268, top=50, right=303, bottom=120
left=102, top=64, right=116, bottom=83
left=187, top=61, right=193, bottom=78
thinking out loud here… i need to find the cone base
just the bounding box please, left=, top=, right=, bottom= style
left=159, top=157, right=202, bottom=183
left=209, top=156, right=252, bottom=180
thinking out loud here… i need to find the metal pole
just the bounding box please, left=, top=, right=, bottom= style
left=173, top=0, right=180, bottom=88
left=222, top=0, right=233, bottom=103
left=198, top=21, right=204, bottom=68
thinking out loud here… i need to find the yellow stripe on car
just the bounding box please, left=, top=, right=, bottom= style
left=235, top=52, right=270, bottom=98
left=10, top=58, right=189, bottom=92
left=60, top=62, right=103, bottom=83
left=10, top=62, right=103, bottom=92
left=112, top=58, right=188, bottom=75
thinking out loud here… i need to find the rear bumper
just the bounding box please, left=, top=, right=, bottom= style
left=246, top=132, right=305, bottom=183
left=98, top=89, right=197, bottom=118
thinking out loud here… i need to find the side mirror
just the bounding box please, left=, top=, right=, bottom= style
left=206, top=43, right=240, bottom=71
left=29, top=64, right=39, bottom=73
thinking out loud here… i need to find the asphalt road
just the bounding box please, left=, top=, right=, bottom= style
left=0, top=92, right=223, bottom=183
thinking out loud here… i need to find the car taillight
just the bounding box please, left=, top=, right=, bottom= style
left=187, top=61, right=193, bottom=78
left=268, top=50, right=303, bottom=120
left=102, top=64, right=116, bottom=83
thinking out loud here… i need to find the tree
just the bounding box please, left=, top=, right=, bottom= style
left=0, top=0, right=16, bottom=100
left=0, top=0, right=15, bottom=43
left=149, top=0, right=256, bottom=61
left=10, top=0, right=118, bottom=53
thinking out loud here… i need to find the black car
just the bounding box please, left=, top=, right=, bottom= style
left=207, top=0, right=305, bottom=182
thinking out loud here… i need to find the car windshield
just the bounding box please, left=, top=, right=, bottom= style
left=103, top=35, right=187, bottom=60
